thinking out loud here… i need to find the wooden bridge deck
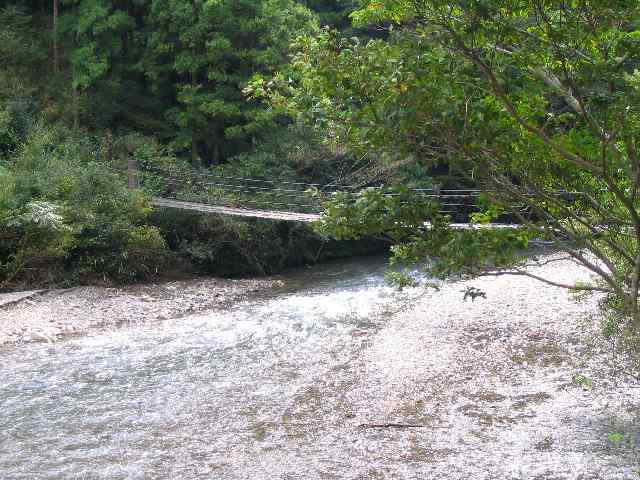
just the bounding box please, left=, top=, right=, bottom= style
left=152, top=197, right=521, bottom=229
left=152, top=197, right=322, bottom=222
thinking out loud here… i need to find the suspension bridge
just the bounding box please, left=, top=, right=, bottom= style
left=131, top=166, right=516, bottom=226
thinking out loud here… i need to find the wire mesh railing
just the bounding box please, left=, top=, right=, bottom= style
left=139, top=167, right=538, bottom=220
left=144, top=173, right=487, bottom=217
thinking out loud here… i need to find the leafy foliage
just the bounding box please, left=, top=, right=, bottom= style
left=317, top=186, right=532, bottom=283
left=0, top=124, right=167, bottom=288
left=141, top=0, right=318, bottom=164
left=265, top=0, right=640, bottom=336
left=0, top=0, right=375, bottom=288
left=152, top=207, right=386, bottom=277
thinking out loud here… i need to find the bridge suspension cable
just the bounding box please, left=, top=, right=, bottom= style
left=128, top=165, right=556, bottom=222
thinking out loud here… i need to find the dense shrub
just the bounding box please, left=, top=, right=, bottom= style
left=151, top=208, right=319, bottom=276
left=151, top=207, right=388, bottom=277
left=0, top=124, right=167, bottom=289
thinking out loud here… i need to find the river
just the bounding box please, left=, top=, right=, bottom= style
left=0, top=257, right=423, bottom=479
left=1, top=256, right=638, bottom=479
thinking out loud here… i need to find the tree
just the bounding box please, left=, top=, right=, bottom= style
left=0, top=5, right=47, bottom=98
left=250, top=29, right=475, bottom=185
left=262, top=0, right=640, bottom=333
left=303, top=0, right=357, bottom=29
left=0, top=5, right=47, bottom=152
left=58, top=0, right=138, bottom=129
left=142, top=0, right=317, bottom=166
left=0, top=124, right=167, bottom=288
left=53, top=0, right=59, bottom=73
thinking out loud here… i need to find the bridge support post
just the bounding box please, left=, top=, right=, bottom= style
left=434, top=183, right=441, bottom=201
left=128, top=157, right=139, bottom=189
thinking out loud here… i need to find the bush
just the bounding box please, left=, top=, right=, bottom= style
left=152, top=209, right=312, bottom=276
left=0, top=123, right=168, bottom=289
left=151, top=207, right=389, bottom=277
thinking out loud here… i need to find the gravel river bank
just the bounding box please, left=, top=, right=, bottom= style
left=1, top=254, right=639, bottom=479
left=0, top=277, right=278, bottom=347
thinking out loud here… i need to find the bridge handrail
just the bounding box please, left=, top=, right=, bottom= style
left=143, top=166, right=494, bottom=193
left=139, top=166, right=591, bottom=219
left=166, top=179, right=485, bottom=202
left=144, top=167, right=346, bottom=189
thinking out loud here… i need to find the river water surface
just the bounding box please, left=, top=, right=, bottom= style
left=1, top=257, right=427, bottom=479
left=2, top=256, right=638, bottom=480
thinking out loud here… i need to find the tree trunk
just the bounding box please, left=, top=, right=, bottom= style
left=189, top=70, right=201, bottom=168
left=53, top=0, right=59, bottom=74
left=191, top=136, right=201, bottom=168
left=73, top=86, right=79, bottom=131
left=211, top=141, right=221, bottom=166
left=104, top=129, right=113, bottom=164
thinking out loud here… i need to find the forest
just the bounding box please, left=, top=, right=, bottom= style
left=3, top=0, right=640, bottom=345
left=0, top=0, right=376, bottom=287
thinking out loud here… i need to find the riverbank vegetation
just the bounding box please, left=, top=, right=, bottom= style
left=2, top=0, right=640, bottom=354
left=253, top=0, right=640, bottom=349
left=0, top=1, right=383, bottom=289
